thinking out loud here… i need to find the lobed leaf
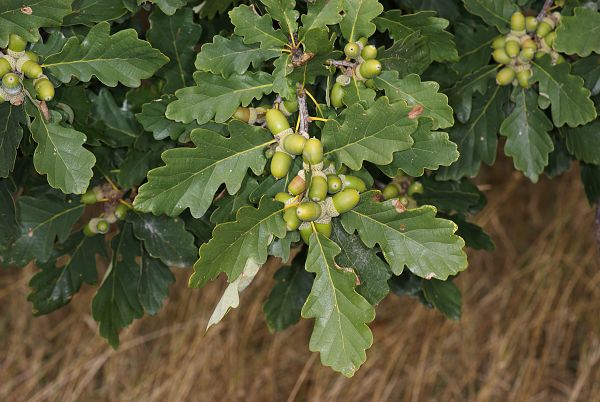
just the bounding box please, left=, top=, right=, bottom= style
left=0, top=104, right=26, bottom=178
left=339, top=0, right=384, bottom=42
left=229, top=4, right=287, bottom=49
left=461, top=0, right=517, bottom=32
left=555, top=7, right=600, bottom=57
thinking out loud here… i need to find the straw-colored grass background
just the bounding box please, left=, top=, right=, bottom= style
left=1, top=157, right=599, bottom=402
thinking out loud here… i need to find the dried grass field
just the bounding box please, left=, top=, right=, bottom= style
left=1, top=158, right=599, bottom=402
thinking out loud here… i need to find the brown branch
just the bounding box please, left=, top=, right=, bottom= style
left=537, top=0, right=554, bottom=20
left=326, top=59, right=357, bottom=69
left=296, top=85, right=310, bottom=135
left=596, top=202, right=600, bottom=252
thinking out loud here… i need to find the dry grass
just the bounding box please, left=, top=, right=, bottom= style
left=1, top=158, right=599, bottom=402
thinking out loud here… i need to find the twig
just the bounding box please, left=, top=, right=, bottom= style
left=326, top=59, right=357, bottom=68
left=537, top=0, right=554, bottom=20
left=596, top=202, right=600, bottom=252
left=296, top=85, right=310, bottom=135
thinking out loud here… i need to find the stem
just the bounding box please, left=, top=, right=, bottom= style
left=297, top=85, right=310, bottom=135
left=304, top=88, right=323, bottom=117
left=327, top=59, right=357, bottom=68
left=309, top=116, right=329, bottom=122
left=537, top=0, right=554, bottom=20
left=596, top=201, right=600, bottom=252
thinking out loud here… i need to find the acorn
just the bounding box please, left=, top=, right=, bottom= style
left=299, top=224, right=313, bottom=244
left=281, top=98, right=298, bottom=114
left=496, top=66, right=516, bottom=86
left=505, top=37, right=521, bottom=58
left=288, top=175, right=306, bottom=195
left=516, top=69, right=532, bottom=88
left=359, top=59, right=382, bottom=79
left=332, top=189, right=360, bottom=214
left=25, top=51, right=39, bottom=63
left=302, top=138, right=323, bottom=165
left=265, top=108, right=290, bottom=136
left=341, top=175, right=366, bottom=192
left=0, top=58, right=12, bottom=78
left=330, top=82, right=345, bottom=108
left=283, top=133, right=306, bottom=155
left=275, top=192, right=293, bottom=204
left=407, top=181, right=424, bottom=196
left=2, top=73, right=20, bottom=89
left=81, top=189, right=98, bottom=205
left=344, top=42, right=360, bottom=58
left=21, top=60, right=43, bottom=79
left=270, top=151, right=293, bottom=179
left=492, top=48, right=512, bottom=65
left=536, top=17, right=555, bottom=38
left=35, top=78, right=55, bottom=101
left=525, top=16, right=539, bottom=33
left=8, top=34, right=27, bottom=52
left=510, top=11, right=526, bottom=31
left=361, top=45, right=378, bottom=60
left=315, top=222, right=332, bottom=238
left=308, top=176, right=328, bottom=202
left=283, top=207, right=301, bottom=231
left=491, top=36, right=506, bottom=49
left=233, top=107, right=251, bottom=122
left=327, top=174, right=343, bottom=194
left=382, top=183, right=400, bottom=200
left=114, top=203, right=130, bottom=220
left=296, top=201, right=322, bottom=222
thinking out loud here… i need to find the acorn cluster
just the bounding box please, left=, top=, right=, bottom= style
left=80, top=184, right=130, bottom=236
left=0, top=34, right=55, bottom=105
left=330, top=37, right=382, bottom=108
left=381, top=173, right=423, bottom=211
left=493, top=11, right=563, bottom=88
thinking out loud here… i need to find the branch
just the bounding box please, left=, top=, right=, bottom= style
left=537, top=0, right=554, bottom=20
left=596, top=202, right=600, bottom=252
left=326, top=59, right=357, bottom=69
left=297, top=85, right=310, bottom=135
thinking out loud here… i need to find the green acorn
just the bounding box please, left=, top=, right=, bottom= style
left=364, top=79, right=377, bottom=90
left=96, top=219, right=110, bottom=234
left=270, top=151, right=293, bottom=179
left=21, top=60, right=42, bottom=79
left=25, top=51, right=39, bottom=63
left=525, top=16, right=539, bottom=33
left=299, top=224, right=313, bottom=244
left=283, top=133, right=306, bottom=155
left=332, top=189, right=360, bottom=214
left=8, top=34, right=27, bottom=52
left=233, top=106, right=251, bottom=122
left=296, top=201, right=322, bottom=222
left=327, top=174, right=343, bottom=194
left=308, top=176, right=328, bottom=202
left=505, top=38, right=521, bottom=58
left=344, top=42, right=360, bottom=58
left=510, top=11, right=526, bottom=31
left=492, top=48, right=512, bottom=65
left=288, top=175, right=306, bottom=195
left=382, top=183, right=400, bottom=200
left=114, top=203, right=130, bottom=220
left=275, top=192, right=293, bottom=204
left=303, top=138, right=323, bottom=165
left=407, top=181, right=424, bottom=196
left=361, top=45, right=378, bottom=60
left=265, top=108, right=290, bottom=136
left=516, top=69, right=531, bottom=88
left=536, top=18, right=554, bottom=38
left=283, top=207, right=301, bottom=231
left=491, top=36, right=506, bottom=49
left=359, top=59, right=382, bottom=79
left=519, top=47, right=535, bottom=61
left=2, top=73, right=20, bottom=89
left=81, top=189, right=98, bottom=205
left=83, top=222, right=97, bottom=237
left=35, top=78, right=55, bottom=101
left=544, top=31, right=557, bottom=47
left=330, top=82, right=345, bottom=108
left=496, top=66, right=515, bottom=86
left=341, top=175, right=366, bottom=192
left=282, top=98, right=298, bottom=114
left=357, top=37, right=369, bottom=47
left=0, top=58, right=12, bottom=78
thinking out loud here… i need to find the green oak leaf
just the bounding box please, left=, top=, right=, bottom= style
left=339, top=0, right=384, bottom=42
left=331, top=220, right=391, bottom=305
left=445, top=65, right=496, bottom=123
left=379, top=118, right=459, bottom=178
left=563, top=119, right=600, bottom=165
left=340, top=192, right=468, bottom=280
left=322, top=97, right=417, bottom=170
left=198, top=0, right=237, bottom=18
left=27, top=105, right=96, bottom=195
left=196, top=35, right=280, bottom=78
left=90, top=88, right=142, bottom=147
left=0, top=104, right=26, bottom=178
left=0, top=0, right=72, bottom=47
left=141, top=0, right=187, bottom=15
left=301, top=231, right=375, bottom=377
left=437, top=85, right=509, bottom=180
left=378, top=32, right=431, bottom=77
left=342, top=79, right=376, bottom=108
left=28, top=232, right=106, bottom=315
left=300, top=0, right=343, bottom=37
left=555, top=7, right=600, bottom=57
left=92, top=224, right=144, bottom=348
left=128, top=211, right=197, bottom=267
left=210, top=177, right=259, bottom=224
left=261, top=0, right=299, bottom=35
left=449, top=214, right=495, bottom=251
left=462, top=0, right=518, bottom=33
left=165, top=71, right=274, bottom=124
left=42, top=22, right=169, bottom=87
left=263, top=260, right=314, bottom=332
left=531, top=55, right=597, bottom=128
left=134, top=121, right=274, bottom=218
left=499, top=88, right=553, bottom=183
left=375, top=11, right=458, bottom=63
left=63, top=0, right=127, bottom=26
left=148, top=7, right=203, bottom=92
left=136, top=96, right=200, bottom=141
left=415, top=176, right=485, bottom=214
left=0, top=181, right=17, bottom=251
left=2, top=196, right=84, bottom=266
left=268, top=230, right=300, bottom=263
left=189, top=197, right=286, bottom=288
left=422, top=279, right=461, bottom=320
left=272, top=53, right=294, bottom=98
left=138, top=251, right=175, bottom=315
left=117, top=147, right=164, bottom=188
left=375, top=71, right=454, bottom=129
left=572, top=55, right=600, bottom=96
left=452, top=22, right=497, bottom=76
left=229, top=4, right=288, bottom=49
